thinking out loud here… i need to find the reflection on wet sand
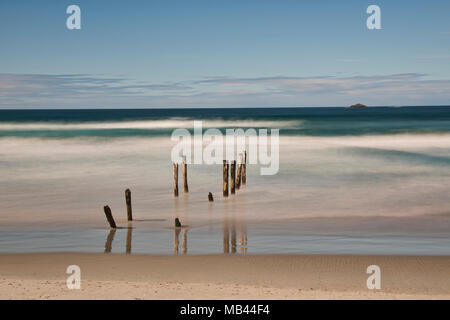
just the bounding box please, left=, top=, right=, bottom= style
left=223, top=221, right=229, bottom=253
left=239, top=224, right=248, bottom=254
left=173, top=228, right=188, bottom=255
left=104, top=226, right=133, bottom=254
left=103, top=219, right=247, bottom=255
left=104, top=228, right=116, bottom=253
left=231, top=223, right=237, bottom=253
left=174, top=228, right=180, bottom=254
left=223, top=219, right=247, bottom=254
left=126, top=224, right=132, bottom=254
left=172, top=219, right=247, bottom=255
left=182, top=229, right=187, bottom=254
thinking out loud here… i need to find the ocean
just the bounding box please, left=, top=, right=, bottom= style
left=1, top=106, right=450, bottom=138
left=1, top=106, right=450, bottom=254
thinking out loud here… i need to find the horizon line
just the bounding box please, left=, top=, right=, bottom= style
left=1, top=105, right=450, bottom=111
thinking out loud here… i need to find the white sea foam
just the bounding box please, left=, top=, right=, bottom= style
left=0, top=119, right=303, bottom=130
left=0, top=134, right=449, bottom=226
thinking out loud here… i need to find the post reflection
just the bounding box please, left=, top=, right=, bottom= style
left=103, top=219, right=247, bottom=255
left=223, top=221, right=230, bottom=254
left=174, top=227, right=181, bottom=254
left=231, top=223, right=237, bottom=253
left=182, top=229, right=188, bottom=254
left=223, top=219, right=247, bottom=254
left=104, top=228, right=116, bottom=253
left=173, top=228, right=188, bottom=255
left=239, top=224, right=248, bottom=254
left=104, top=226, right=133, bottom=254
left=126, top=224, right=132, bottom=254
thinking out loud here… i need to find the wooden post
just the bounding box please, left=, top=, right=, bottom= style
left=125, top=188, right=132, bottom=221
left=242, top=151, right=247, bottom=185
left=230, top=160, right=236, bottom=194
left=182, top=157, right=188, bottom=193
left=173, top=163, right=179, bottom=197
left=223, top=160, right=229, bottom=197
left=208, top=192, right=214, bottom=202
left=175, top=217, right=182, bottom=228
left=103, top=205, right=117, bottom=229
left=236, top=162, right=242, bottom=190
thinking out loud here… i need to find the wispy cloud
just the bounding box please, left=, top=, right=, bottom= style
left=336, top=59, right=364, bottom=63
left=418, top=54, right=450, bottom=59
left=0, top=73, right=192, bottom=97
left=0, top=73, right=449, bottom=108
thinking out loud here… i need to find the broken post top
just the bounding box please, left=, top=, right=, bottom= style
left=125, top=189, right=132, bottom=202
left=103, top=205, right=117, bottom=229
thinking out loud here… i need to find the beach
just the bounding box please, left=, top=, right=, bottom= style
left=0, top=108, right=449, bottom=300
left=1, top=253, right=449, bottom=299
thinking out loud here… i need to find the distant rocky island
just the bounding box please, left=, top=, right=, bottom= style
left=349, top=103, right=368, bottom=109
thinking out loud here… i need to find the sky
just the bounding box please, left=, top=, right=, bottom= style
left=0, top=0, right=449, bottom=108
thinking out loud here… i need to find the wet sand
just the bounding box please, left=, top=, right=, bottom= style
left=0, top=253, right=449, bottom=299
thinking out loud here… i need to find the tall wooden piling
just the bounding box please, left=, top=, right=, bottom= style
left=223, top=160, right=229, bottom=197
left=173, top=163, right=179, bottom=197
left=236, top=162, right=242, bottom=190
left=125, top=188, right=132, bottom=221
left=242, top=151, right=247, bottom=185
left=230, top=160, right=236, bottom=194
left=103, top=205, right=117, bottom=229
left=182, top=157, right=189, bottom=193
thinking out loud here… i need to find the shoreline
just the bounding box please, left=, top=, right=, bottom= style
left=1, top=253, right=449, bottom=299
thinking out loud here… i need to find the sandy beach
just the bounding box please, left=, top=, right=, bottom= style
left=0, top=253, right=449, bottom=300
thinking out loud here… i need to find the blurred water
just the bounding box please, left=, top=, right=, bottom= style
left=0, top=107, right=449, bottom=253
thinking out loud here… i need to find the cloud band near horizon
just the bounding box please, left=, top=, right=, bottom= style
left=0, top=73, right=449, bottom=109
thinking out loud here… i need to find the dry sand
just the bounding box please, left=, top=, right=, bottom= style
left=0, top=253, right=449, bottom=300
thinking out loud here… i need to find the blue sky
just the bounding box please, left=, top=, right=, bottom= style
left=1, top=0, right=449, bottom=108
